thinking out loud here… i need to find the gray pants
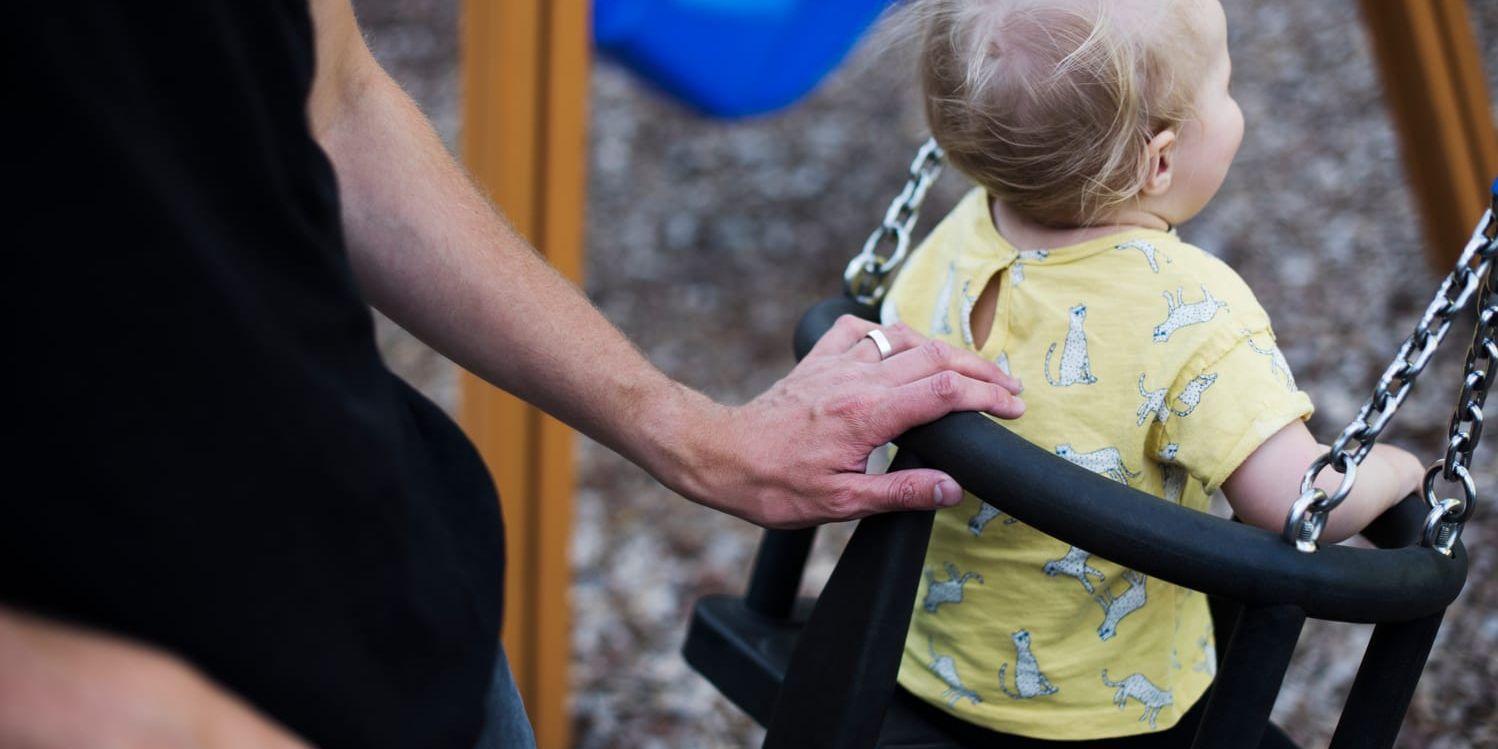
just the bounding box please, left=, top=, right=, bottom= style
left=474, top=647, right=538, bottom=749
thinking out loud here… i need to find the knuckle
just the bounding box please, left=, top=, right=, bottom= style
left=920, top=339, right=951, bottom=366
left=887, top=476, right=921, bottom=509
left=834, top=314, right=864, bottom=333
left=929, top=370, right=962, bottom=401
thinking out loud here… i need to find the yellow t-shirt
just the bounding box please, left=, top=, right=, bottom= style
left=887, top=188, right=1314, bottom=740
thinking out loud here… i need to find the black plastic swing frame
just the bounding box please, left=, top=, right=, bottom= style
left=683, top=297, right=1469, bottom=749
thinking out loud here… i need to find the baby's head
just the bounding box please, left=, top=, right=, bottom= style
left=908, top=0, right=1241, bottom=228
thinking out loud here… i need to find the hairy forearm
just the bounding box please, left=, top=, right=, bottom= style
left=312, top=52, right=711, bottom=491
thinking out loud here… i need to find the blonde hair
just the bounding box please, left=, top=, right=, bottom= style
left=898, top=0, right=1204, bottom=226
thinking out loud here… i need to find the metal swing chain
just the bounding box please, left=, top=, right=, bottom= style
left=844, top=137, right=946, bottom=306
left=1424, top=222, right=1498, bottom=555
left=1284, top=202, right=1498, bottom=553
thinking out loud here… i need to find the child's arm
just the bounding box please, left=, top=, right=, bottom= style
left=1221, top=421, right=1425, bottom=543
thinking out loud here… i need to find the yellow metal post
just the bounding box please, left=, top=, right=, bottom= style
left=1362, top=0, right=1497, bottom=265
left=460, top=1, right=588, bottom=746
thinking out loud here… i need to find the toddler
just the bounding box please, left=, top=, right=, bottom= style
left=882, top=0, right=1426, bottom=742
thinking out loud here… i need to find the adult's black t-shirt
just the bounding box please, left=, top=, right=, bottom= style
left=3, top=3, right=505, bottom=747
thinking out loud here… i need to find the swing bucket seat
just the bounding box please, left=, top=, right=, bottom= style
left=682, top=297, right=1469, bottom=749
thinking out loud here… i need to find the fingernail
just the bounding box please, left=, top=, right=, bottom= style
left=935, top=480, right=962, bottom=507
left=1013, top=378, right=1024, bottom=393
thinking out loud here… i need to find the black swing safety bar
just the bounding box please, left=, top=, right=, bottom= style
left=791, top=298, right=1468, bottom=624
left=682, top=176, right=1498, bottom=749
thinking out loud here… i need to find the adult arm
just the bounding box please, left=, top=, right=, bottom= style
left=307, top=0, right=1024, bottom=527
left=0, top=605, right=310, bottom=749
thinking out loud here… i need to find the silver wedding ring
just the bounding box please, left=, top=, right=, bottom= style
left=864, top=328, right=894, bottom=360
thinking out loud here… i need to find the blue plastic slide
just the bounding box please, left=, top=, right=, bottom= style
left=594, top=0, right=896, bottom=118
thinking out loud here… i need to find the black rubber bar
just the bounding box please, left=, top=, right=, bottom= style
left=745, top=528, right=817, bottom=619
left=794, top=299, right=1469, bottom=623
left=1327, top=610, right=1447, bottom=749
left=1190, top=605, right=1306, bottom=749
left=1356, top=490, right=1428, bottom=549
left=763, top=452, right=935, bottom=749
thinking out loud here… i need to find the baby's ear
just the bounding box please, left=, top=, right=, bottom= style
left=1140, top=129, right=1177, bottom=198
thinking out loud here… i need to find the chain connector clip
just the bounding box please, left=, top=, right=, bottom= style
left=1422, top=498, right=1465, bottom=557
left=1282, top=454, right=1356, bottom=552
left=1283, top=487, right=1330, bottom=553
left=1421, top=460, right=1476, bottom=556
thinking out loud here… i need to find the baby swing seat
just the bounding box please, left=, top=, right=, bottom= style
left=683, top=146, right=1496, bottom=749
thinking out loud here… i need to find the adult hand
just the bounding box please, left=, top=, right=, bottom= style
left=0, top=606, right=312, bottom=749
left=672, top=315, right=1024, bottom=528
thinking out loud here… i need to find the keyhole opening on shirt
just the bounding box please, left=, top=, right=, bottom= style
left=969, top=273, right=1003, bottom=351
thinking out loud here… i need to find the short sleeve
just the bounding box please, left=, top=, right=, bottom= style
left=1151, top=327, right=1314, bottom=495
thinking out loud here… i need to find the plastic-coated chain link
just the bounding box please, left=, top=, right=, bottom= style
left=843, top=138, right=945, bottom=305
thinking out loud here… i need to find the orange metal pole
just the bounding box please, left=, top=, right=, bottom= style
left=1361, top=0, right=1497, bottom=266
left=460, top=1, right=588, bottom=746
left=531, top=2, right=588, bottom=744
left=460, top=0, right=539, bottom=709
left=1433, top=1, right=1498, bottom=188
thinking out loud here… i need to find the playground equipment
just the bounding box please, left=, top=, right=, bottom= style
left=593, top=0, right=892, bottom=117
left=682, top=143, right=1498, bottom=747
